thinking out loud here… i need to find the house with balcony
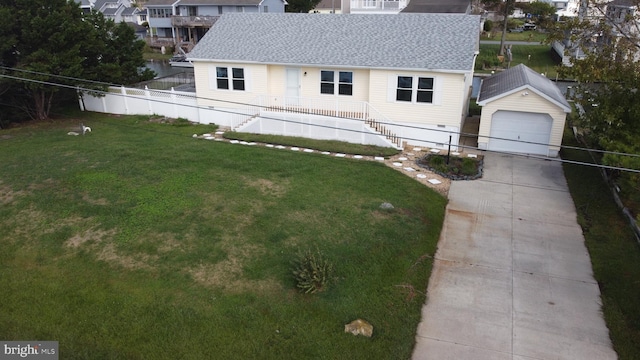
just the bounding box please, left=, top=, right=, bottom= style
left=187, top=13, right=480, bottom=149
left=349, top=0, right=408, bottom=13
left=77, top=0, right=133, bottom=20
left=553, top=0, right=638, bottom=64
left=146, top=0, right=285, bottom=46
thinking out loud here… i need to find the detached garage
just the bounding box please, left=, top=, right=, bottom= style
left=476, top=64, right=571, bottom=157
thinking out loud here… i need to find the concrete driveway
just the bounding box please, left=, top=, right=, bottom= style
left=412, top=154, right=617, bottom=360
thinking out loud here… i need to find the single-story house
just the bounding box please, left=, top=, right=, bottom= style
left=476, top=64, right=571, bottom=157
left=187, top=13, right=480, bottom=149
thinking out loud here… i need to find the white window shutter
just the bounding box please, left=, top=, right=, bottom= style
left=433, top=76, right=444, bottom=105
left=387, top=75, right=397, bottom=102
left=243, top=67, right=252, bottom=92
left=208, top=65, right=217, bottom=90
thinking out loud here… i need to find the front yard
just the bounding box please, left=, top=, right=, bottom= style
left=0, top=113, right=446, bottom=359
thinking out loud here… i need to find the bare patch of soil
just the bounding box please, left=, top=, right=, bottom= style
left=243, top=177, right=289, bottom=198
left=98, top=243, right=157, bottom=270
left=187, top=242, right=280, bottom=294
left=65, top=228, right=117, bottom=248
left=0, top=181, right=26, bottom=204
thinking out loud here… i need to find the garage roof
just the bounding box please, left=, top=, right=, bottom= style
left=477, top=64, right=571, bottom=112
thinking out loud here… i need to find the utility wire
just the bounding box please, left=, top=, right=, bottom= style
left=3, top=65, right=640, bottom=159
left=2, top=71, right=640, bottom=174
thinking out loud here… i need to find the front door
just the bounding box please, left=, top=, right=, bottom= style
left=285, top=68, right=300, bottom=106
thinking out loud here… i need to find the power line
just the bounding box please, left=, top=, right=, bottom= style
left=3, top=65, right=640, bottom=158
left=2, top=71, right=639, bottom=173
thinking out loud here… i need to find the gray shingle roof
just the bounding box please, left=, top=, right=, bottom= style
left=477, top=64, right=571, bottom=112
left=188, top=13, right=480, bottom=72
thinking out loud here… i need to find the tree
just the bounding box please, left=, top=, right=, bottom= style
left=547, top=0, right=640, bottom=191
left=0, top=0, right=154, bottom=122
left=481, top=0, right=516, bottom=55
left=286, top=0, right=322, bottom=13
left=522, top=1, right=558, bottom=23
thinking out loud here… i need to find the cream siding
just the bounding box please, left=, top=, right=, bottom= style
left=478, top=90, right=567, bottom=154
left=368, top=70, right=468, bottom=128
left=193, top=62, right=269, bottom=108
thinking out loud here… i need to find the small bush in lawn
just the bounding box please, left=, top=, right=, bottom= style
left=461, top=158, right=477, bottom=175
left=292, top=248, right=334, bottom=294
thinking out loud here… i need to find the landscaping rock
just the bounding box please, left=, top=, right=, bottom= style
left=345, top=319, right=373, bottom=337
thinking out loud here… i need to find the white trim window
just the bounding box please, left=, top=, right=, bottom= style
left=320, top=70, right=353, bottom=96
left=215, top=66, right=245, bottom=91
left=396, top=76, right=434, bottom=103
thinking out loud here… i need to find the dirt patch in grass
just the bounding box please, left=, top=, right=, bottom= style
left=81, top=193, right=110, bottom=206
left=243, top=177, right=289, bottom=198
left=98, top=243, right=157, bottom=270
left=187, top=242, right=280, bottom=293
left=65, top=228, right=117, bottom=248
left=0, top=181, right=26, bottom=204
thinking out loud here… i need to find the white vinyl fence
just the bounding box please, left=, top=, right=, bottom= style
left=79, top=86, right=458, bottom=150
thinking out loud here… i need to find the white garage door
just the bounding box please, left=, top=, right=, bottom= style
left=489, top=111, right=553, bottom=156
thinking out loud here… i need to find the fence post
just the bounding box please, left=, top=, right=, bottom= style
left=77, top=87, right=85, bottom=111
left=145, top=86, right=152, bottom=115
left=171, top=87, right=178, bottom=119
left=121, top=86, right=128, bottom=115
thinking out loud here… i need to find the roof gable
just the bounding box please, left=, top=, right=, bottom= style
left=477, top=64, right=571, bottom=112
left=188, top=13, right=480, bottom=72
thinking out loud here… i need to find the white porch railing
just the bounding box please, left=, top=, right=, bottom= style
left=230, top=95, right=404, bottom=147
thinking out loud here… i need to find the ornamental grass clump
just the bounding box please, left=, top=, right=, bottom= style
left=292, top=248, right=334, bottom=294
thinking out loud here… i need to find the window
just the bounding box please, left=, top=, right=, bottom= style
left=395, top=76, right=435, bottom=103
left=149, top=8, right=171, bottom=18
left=338, top=72, right=352, bottom=95
left=232, top=68, right=245, bottom=90
left=215, top=67, right=245, bottom=91
left=320, top=70, right=353, bottom=96
left=417, top=77, right=434, bottom=103
left=216, top=67, right=229, bottom=89
left=320, top=71, right=334, bottom=94
left=264, top=5, right=269, bottom=12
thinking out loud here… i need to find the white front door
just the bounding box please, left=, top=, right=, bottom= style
left=285, top=68, right=300, bottom=106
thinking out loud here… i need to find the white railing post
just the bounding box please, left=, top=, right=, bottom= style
left=77, top=87, right=85, bottom=111
left=121, top=86, right=129, bottom=114
left=171, top=87, right=178, bottom=119
left=145, top=86, right=152, bottom=115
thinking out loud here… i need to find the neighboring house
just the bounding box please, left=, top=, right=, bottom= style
left=553, top=0, right=638, bottom=64
left=400, top=0, right=471, bottom=14
left=310, top=0, right=345, bottom=13
left=547, top=0, right=580, bottom=18
left=349, top=0, right=408, bottom=13
left=146, top=0, right=286, bottom=44
left=476, top=64, right=570, bottom=157
left=76, top=0, right=134, bottom=22
left=187, top=13, right=480, bottom=149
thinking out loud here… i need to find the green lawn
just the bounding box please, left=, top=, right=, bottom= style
left=476, top=44, right=560, bottom=78
left=561, top=126, right=640, bottom=359
left=0, top=113, right=446, bottom=359
left=480, top=31, right=548, bottom=43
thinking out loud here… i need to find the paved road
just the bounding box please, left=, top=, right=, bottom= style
left=412, top=154, right=616, bottom=360
left=480, top=40, right=546, bottom=45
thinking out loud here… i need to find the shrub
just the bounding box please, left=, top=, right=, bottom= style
left=461, top=158, right=477, bottom=175
left=292, top=248, right=334, bottom=294
left=484, top=19, right=494, bottom=32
